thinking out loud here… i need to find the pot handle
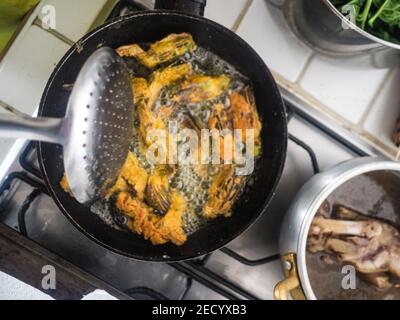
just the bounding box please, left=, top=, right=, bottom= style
left=155, top=0, right=207, bottom=16
left=274, top=253, right=306, bottom=300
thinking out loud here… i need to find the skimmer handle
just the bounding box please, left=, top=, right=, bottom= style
left=0, top=113, right=64, bottom=144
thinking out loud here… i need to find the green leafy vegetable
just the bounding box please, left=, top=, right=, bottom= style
left=331, top=0, right=400, bottom=44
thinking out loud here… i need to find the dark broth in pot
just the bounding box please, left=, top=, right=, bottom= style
left=306, top=170, right=400, bottom=300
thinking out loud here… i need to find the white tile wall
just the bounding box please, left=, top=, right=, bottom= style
left=0, top=24, right=69, bottom=166
left=364, top=69, right=400, bottom=149
left=0, top=25, right=70, bottom=115
left=236, top=0, right=313, bottom=82
left=205, top=0, right=248, bottom=29
left=38, top=0, right=108, bottom=42
left=300, top=55, right=390, bottom=124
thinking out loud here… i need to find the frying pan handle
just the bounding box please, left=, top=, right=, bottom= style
left=0, top=113, right=63, bottom=144
left=155, top=0, right=207, bottom=16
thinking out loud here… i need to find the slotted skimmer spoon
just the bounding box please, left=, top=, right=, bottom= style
left=0, top=47, right=134, bottom=204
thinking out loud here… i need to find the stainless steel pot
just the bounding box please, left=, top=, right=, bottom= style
left=274, top=157, right=400, bottom=300
left=284, top=0, right=400, bottom=68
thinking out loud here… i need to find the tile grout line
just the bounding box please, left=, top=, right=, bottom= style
left=0, top=99, right=28, bottom=116
left=269, top=0, right=316, bottom=86
left=230, top=0, right=398, bottom=159
left=356, top=68, right=395, bottom=128
left=231, top=0, right=254, bottom=32
left=294, top=52, right=316, bottom=85
left=33, top=17, right=75, bottom=46
left=273, top=71, right=399, bottom=158
left=274, top=71, right=360, bottom=130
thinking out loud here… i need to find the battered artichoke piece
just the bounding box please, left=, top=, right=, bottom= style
left=60, top=152, right=148, bottom=200
left=152, top=63, right=192, bottom=85
left=132, top=77, right=165, bottom=147
left=148, top=63, right=192, bottom=109
left=116, top=192, right=161, bottom=240
left=106, top=152, right=148, bottom=199
left=132, top=77, right=150, bottom=103
left=116, top=33, right=196, bottom=68
left=116, top=43, right=144, bottom=58
left=203, top=165, right=245, bottom=219
left=208, top=103, right=232, bottom=131
left=208, top=103, right=234, bottom=162
left=132, top=64, right=192, bottom=142
left=208, top=89, right=260, bottom=137
left=155, top=192, right=187, bottom=245
left=132, top=77, right=161, bottom=143
left=116, top=191, right=187, bottom=246
left=145, top=165, right=174, bottom=215
left=207, top=88, right=262, bottom=161
left=230, top=89, right=261, bottom=143
left=173, top=75, right=230, bottom=104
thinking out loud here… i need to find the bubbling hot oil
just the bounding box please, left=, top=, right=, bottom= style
left=91, top=45, right=256, bottom=235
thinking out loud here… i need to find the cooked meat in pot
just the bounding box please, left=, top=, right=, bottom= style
left=309, top=205, right=400, bottom=289
left=306, top=171, right=400, bottom=300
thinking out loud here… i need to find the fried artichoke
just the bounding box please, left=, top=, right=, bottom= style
left=174, top=75, right=230, bottom=104
left=203, top=165, right=244, bottom=219
left=116, top=191, right=187, bottom=246
left=117, top=33, right=196, bottom=68
left=145, top=165, right=174, bottom=215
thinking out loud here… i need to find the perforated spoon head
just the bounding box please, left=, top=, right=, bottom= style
left=63, top=47, right=134, bottom=205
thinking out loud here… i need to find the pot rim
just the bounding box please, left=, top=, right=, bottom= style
left=322, top=0, right=400, bottom=50
left=296, top=158, right=400, bottom=300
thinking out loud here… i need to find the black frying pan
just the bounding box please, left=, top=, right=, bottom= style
left=37, top=0, right=287, bottom=262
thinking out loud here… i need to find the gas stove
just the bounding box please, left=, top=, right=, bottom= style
left=0, top=0, right=384, bottom=300
left=0, top=105, right=375, bottom=300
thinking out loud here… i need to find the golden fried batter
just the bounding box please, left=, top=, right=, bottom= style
left=132, top=63, right=192, bottom=146
left=203, top=165, right=244, bottom=219
left=132, top=77, right=150, bottom=103
left=156, top=192, right=187, bottom=245
left=145, top=165, right=174, bottom=215
left=116, top=191, right=187, bottom=246
left=207, top=91, right=262, bottom=161
left=148, top=63, right=192, bottom=109
left=107, top=152, right=148, bottom=199
left=208, top=103, right=234, bottom=162
left=174, top=75, right=230, bottom=104
left=116, top=33, right=196, bottom=68
left=116, top=43, right=144, bottom=58
left=60, top=174, right=71, bottom=194
left=230, top=90, right=261, bottom=143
